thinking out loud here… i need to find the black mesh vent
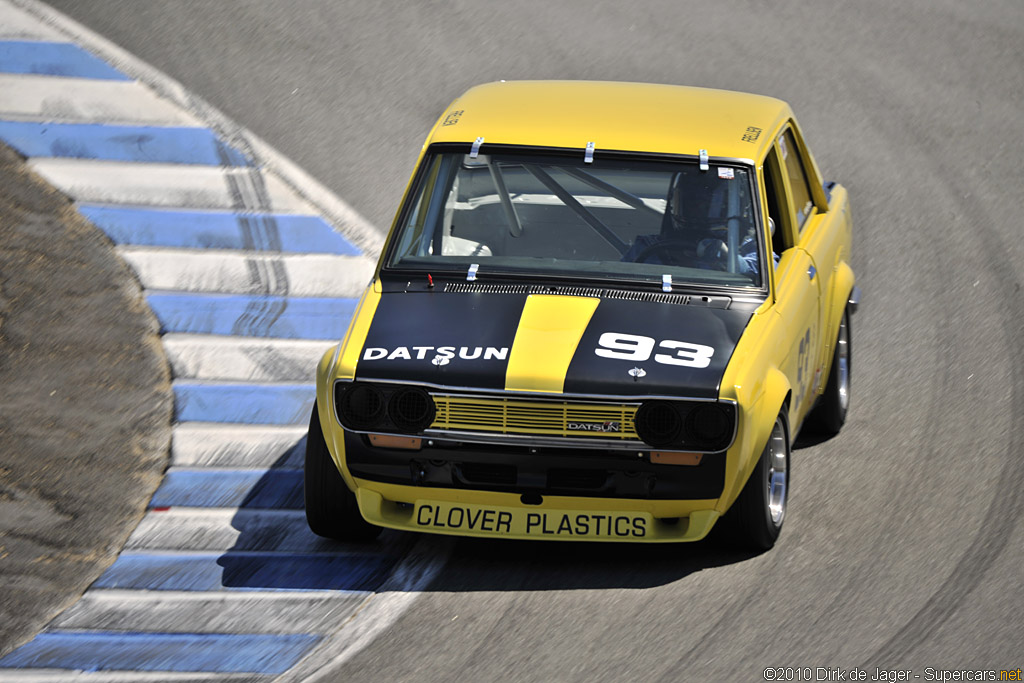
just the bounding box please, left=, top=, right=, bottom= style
left=388, top=387, right=436, bottom=433
left=442, top=282, right=699, bottom=305
left=602, top=289, right=690, bottom=305
left=444, top=283, right=530, bottom=294
left=336, top=383, right=385, bottom=430
left=634, top=401, right=683, bottom=447
left=528, top=285, right=604, bottom=297
left=458, top=463, right=517, bottom=486
left=547, top=468, right=609, bottom=490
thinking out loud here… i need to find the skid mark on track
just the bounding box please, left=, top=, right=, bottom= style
left=862, top=146, right=1024, bottom=664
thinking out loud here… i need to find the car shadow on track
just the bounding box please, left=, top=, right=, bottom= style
left=215, top=436, right=768, bottom=594
left=793, top=428, right=840, bottom=450
left=215, top=437, right=413, bottom=593
left=425, top=535, right=760, bottom=593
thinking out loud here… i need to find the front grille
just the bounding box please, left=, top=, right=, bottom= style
left=430, top=395, right=638, bottom=440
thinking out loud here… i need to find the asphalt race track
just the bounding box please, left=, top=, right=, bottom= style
left=13, top=0, right=1024, bottom=679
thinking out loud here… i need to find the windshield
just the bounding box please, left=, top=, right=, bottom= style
left=387, top=150, right=763, bottom=289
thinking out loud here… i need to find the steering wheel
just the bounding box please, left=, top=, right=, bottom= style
left=633, top=239, right=702, bottom=267
left=696, top=237, right=730, bottom=271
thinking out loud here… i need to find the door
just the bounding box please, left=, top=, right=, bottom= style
left=764, top=141, right=822, bottom=427
left=781, top=125, right=846, bottom=396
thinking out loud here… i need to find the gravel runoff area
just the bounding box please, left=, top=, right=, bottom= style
left=0, top=142, right=171, bottom=656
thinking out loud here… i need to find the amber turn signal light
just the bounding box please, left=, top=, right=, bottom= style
left=368, top=434, right=423, bottom=450
left=650, top=451, right=703, bottom=466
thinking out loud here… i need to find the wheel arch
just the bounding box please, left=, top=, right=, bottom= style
left=312, top=382, right=359, bottom=493
left=820, top=261, right=856, bottom=383
left=720, top=367, right=791, bottom=512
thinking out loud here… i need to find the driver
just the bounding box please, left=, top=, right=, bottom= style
left=624, top=232, right=762, bottom=274
left=622, top=167, right=765, bottom=275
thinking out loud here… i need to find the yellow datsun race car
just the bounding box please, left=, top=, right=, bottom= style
left=306, top=81, right=859, bottom=550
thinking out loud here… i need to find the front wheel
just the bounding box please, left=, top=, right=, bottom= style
left=304, top=403, right=382, bottom=542
left=721, top=413, right=790, bottom=551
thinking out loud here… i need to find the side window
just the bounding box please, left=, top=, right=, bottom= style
left=763, top=148, right=791, bottom=255
left=779, top=129, right=814, bottom=230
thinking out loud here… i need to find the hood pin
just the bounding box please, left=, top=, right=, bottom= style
left=629, top=367, right=646, bottom=380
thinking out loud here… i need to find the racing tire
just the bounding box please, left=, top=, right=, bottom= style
left=807, top=306, right=851, bottom=436
left=721, top=413, right=790, bottom=552
left=304, top=403, right=382, bottom=542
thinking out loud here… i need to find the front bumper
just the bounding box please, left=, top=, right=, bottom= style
left=343, top=431, right=726, bottom=501
left=355, top=481, right=720, bottom=542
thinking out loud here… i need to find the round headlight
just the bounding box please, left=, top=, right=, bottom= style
left=685, top=404, right=731, bottom=448
left=388, top=386, right=436, bottom=433
left=634, top=401, right=683, bottom=447
left=336, top=382, right=385, bottom=430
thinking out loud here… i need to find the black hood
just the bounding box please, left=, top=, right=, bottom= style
left=355, top=290, right=752, bottom=399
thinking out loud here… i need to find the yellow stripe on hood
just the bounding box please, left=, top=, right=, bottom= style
left=505, top=295, right=601, bottom=393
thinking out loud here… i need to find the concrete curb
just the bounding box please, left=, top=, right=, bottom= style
left=0, top=1, right=446, bottom=678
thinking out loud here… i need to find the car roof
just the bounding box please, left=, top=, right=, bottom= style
left=427, top=80, right=792, bottom=163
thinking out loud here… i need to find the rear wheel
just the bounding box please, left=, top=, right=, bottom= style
left=304, top=403, right=382, bottom=542
left=808, top=306, right=851, bottom=435
left=721, top=413, right=789, bottom=551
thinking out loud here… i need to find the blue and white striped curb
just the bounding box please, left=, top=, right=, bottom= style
left=0, top=1, right=447, bottom=680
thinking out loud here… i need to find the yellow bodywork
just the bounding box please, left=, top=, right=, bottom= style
left=504, top=295, right=600, bottom=393
left=356, top=484, right=720, bottom=543
left=315, top=81, right=855, bottom=543
left=428, top=81, right=790, bottom=163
